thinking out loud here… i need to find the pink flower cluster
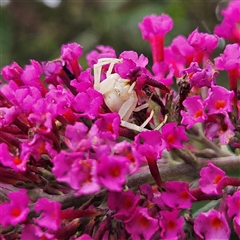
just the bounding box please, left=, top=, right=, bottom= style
left=0, top=0, right=239, bottom=239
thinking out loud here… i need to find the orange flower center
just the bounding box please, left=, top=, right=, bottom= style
left=167, top=220, right=176, bottom=230
left=123, top=197, right=133, bottom=209
left=215, top=100, right=226, bottom=110
left=180, top=191, right=189, bottom=201
left=11, top=208, right=21, bottom=217
left=138, top=215, right=150, bottom=228
left=167, top=134, right=175, bottom=144
left=213, top=174, right=223, bottom=185
left=210, top=217, right=222, bottom=229
left=194, top=109, right=203, bottom=118
left=110, top=166, right=121, bottom=177
left=13, top=157, right=22, bottom=165
left=107, top=123, right=114, bottom=133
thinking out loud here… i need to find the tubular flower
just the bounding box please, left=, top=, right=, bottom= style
left=138, top=14, right=173, bottom=62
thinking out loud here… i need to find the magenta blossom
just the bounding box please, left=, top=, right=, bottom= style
left=64, top=122, right=90, bottom=151
left=199, top=162, right=226, bottom=195
left=113, top=141, right=145, bottom=174
left=124, top=206, right=159, bottom=240
left=214, top=0, right=240, bottom=43
left=214, top=43, right=240, bottom=97
left=187, top=29, right=218, bottom=64
left=214, top=43, right=240, bottom=71
left=160, top=181, right=196, bottom=209
left=181, top=95, right=207, bottom=129
left=138, top=14, right=173, bottom=62
left=34, top=198, right=62, bottom=231
left=134, top=130, right=165, bottom=161
left=194, top=209, right=230, bottom=240
left=21, top=60, right=47, bottom=96
left=171, top=35, right=194, bottom=67
left=0, top=189, right=30, bottom=227
left=95, top=113, right=120, bottom=140
left=69, top=158, right=100, bottom=196
left=159, top=209, right=184, bottom=239
left=86, top=45, right=116, bottom=68
left=108, top=190, right=140, bottom=221
left=61, top=42, right=83, bottom=78
left=204, top=85, right=234, bottom=114
left=71, top=88, right=103, bottom=119
left=204, top=113, right=235, bottom=145
left=70, top=68, right=93, bottom=92
left=21, top=224, right=56, bottom=240
left=161, top=122, right=188, bottom=151
left=227, top=191, right=240, bottom=238
left=0, top=142, right=28, bottom=172
left=180, top=61, right=218, bottom=88
left=1, top=62, right=23, bottom=85
left=97, top=154, right=129, bottom=191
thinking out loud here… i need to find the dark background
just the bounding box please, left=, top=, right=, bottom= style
left=0, top=0, right=227, bottom=71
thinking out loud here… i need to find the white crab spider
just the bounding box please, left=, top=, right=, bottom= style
left=93, top=58, right=156, bottom=132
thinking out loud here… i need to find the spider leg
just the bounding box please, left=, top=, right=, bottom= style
left=154, top=113, right=169, bottom=130
left=94, top=58, right=122, bottom=90
left=118, top=91, right=138, bottom=121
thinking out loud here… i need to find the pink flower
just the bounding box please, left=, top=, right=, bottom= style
left=1, top=62, right=23, bottom=85
left=86, top=45, right=116, bottom=68
left=14, top=86, right=42, bottom=114
left=152, top=61, right=174, bottom=85
left=69, top=158, right=100, bottom=196
left=21, top=60, right=47, bottom=95
left=160, top=181, right=196, bottom=209
left=187, top=29, right=218, bottom=64
left=113, top=141, right=145, bottom=174
left=21, top=224, right=56, bottom=240
left=204, top=85, right=234, bottom=114
left=0, top=189, right=30, bottom=227
left=214, top=43, right=240, bottom=99
left=124, top=206, right=159, bottom=240
left=194, top=209, right=230, bottom=239
left=61, top=42, right=83, bottom=78
left=227, top=191, right=240, bottom=238
left=181, top=95, right=207, bottom=129
left=0, top=143, right=28, bottom=172
left=138, top=14, right=173, bottom=63
left=134, top=130, right=165, bottom=160
left=204, top=113, right=235, bottom=145
left=227, top=190, right=240, bottom=218
left=95, top=113, right=121, bottom=140
left=0, top=106, right=20, bottom=127
left=108, top=190, right=140, bottom=221
left=188, top=29, right=218, bottom=53
left=34, top=198, right=62, bottom=231
left=70, top=68, right=93, bottom=92
left=159, top=210, right=184, bottom=239
left=138, top=14, right=173, bottom=40
left=171, top=35, right=194, bottom=66
left=20, top=134, right=57, bottom=163
left=214, top=0, right=240, bottom=43
left=134, top=130, right=165, bottom=187
left=72, top=88, right=103, bottom=120
left=180, top=61, right=218, bottom=88
left=64, top=122, right=90, bottom=151
left=28, top=98, right=55, bottom=134
left=199, top=162, right=226, bottom=195
left=161, top=122, right=188, bottom=151
left=214, top=43, right=240, bottom=71
left=97, top=154, right=129, bottom=191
